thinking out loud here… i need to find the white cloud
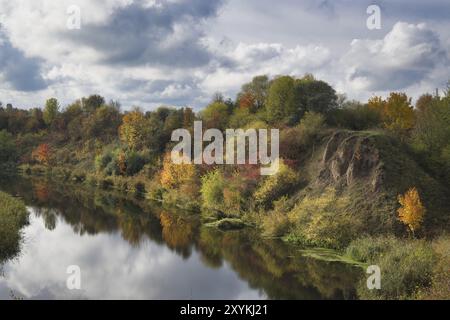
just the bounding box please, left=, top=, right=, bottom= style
left=0, top=1, right=449, bottom=109
left=343, top=22, right=448, bottom=92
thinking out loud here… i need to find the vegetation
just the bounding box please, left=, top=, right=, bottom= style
left=0, top=74, right=449, bottom=299
left=0, top=191, right=29, bottom=263
left=397, top=187, right=426, bottom=237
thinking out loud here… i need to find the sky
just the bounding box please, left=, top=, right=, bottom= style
left=0, top=0, right=449, bottom=110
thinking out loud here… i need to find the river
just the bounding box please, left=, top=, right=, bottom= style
left=0, top=176, right=360, bottom=300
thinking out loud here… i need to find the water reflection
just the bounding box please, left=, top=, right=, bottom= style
left=0, top=177, right=361, bottom=300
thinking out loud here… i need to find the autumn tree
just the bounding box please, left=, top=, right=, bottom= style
left=43, top=98, right=60, bottom=126
left=119, top=109, right=148, bottom=150
left=160, top=153, right=196, bottom=189
left=32, top=144, right=51, bottom=165
left=237, top=75, right=270, bottom=112
left=368, top=93, right=415, bottom=137
left=397, top=187, right=426, bottom=237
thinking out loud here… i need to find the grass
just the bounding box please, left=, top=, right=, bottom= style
left=0, top=191, right=29, bottom=263
left=345, top=236, right=442, bottom=299
left=298, top=247, right=367, bottom=268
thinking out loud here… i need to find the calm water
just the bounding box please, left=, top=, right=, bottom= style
left=0, top=176, right=360, bottom=300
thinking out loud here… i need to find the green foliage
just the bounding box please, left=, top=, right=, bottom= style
left=43, top=98, right=60, bottom=126
left=261, top=196, right=292, bottom=237
left=327, top=102, right=381, bottom=130
left=346, top=236, right=437, bottom=299
left=200, top=169, right=225, bottom=209
left=0, top=191, right=29, bottom=262
left=412, top=95, right=450, bottom=172
left=96, top=147, right=148, bottom=177
left=265, top=76, right=298, bottom=124
left=0, top=129, right=17, bottom=164
left=254, top=161, right=299, bottom=209
left=201, top=102, right=230, bottom=130
left=284, top=187, right=363, bottom=249
left=295, top=76, right=337, bottom=114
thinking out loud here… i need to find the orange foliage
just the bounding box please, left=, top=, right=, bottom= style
left=32, top=143, right=51, bottom=165
left=160, top=153, right=196, bottom=189
left=239, top=92, right=256, bottom=110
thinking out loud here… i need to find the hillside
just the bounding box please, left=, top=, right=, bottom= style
left=280, top=130, right=449, bottom=248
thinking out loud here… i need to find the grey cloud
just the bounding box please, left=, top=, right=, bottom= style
left=64, top=0, right=225, bottom=68
left=344, top=22, right=448, bottom=91
left=0, top=29, right=47, bottom=91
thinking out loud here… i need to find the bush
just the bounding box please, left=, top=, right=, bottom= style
left=200, top=169, right=225, bottom=209
left=0, top=130, right=17, bottom=164
left=346, top=236, right=437, bottom=299
left=327, top=103, right=381, bottom=130
left=125, top=151, right=146, bottom=176
left=254, top=160, right=299, bottom=209
left=0, top=192, right=29, bottom=262
left=95, top=151, right=112, bottom=172
left=285, top=187, right=362, bottom=248
left=298, top=111, right=325, bottom=138
left=261, top=196, right=292, bottom=237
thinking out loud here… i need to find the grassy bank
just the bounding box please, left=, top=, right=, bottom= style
left=0, top=191, right=29, bottom=263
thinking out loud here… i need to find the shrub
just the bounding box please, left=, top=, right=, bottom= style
left=397, top=187, right=426, bottom=236
left=254, top=160, right=299, bottom=209
left=326, top=103, right=381, bottom=130
left=298, top=111, right=325, bottom=138
left=285, top=187, right=362, bottom=248
left=346, top=236, right=437, bottom=299
left=0, top=192, right=29, bottom=262
left=95, top=151, right=112, bottom=172
left=200, top=169, right=225, bottom=209
left=0, top=130, right=17, bottom=164
left=160, top=153, right=197, bottom=189
left=125, top=151, right=146, bottom=176
left=261, top=196, right=292, bottom=237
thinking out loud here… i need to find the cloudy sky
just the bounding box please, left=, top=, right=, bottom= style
left=0, top=0, right=449, bottom=110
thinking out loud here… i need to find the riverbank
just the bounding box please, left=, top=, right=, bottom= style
left=0, top=191, right=29, bottom=263
left=5, top=171, right=450, bottom=299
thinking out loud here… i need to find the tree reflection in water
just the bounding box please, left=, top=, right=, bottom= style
left=0, top=176, right=362, bottom=299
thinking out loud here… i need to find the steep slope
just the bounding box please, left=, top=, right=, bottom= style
left=286, top=130, right=449, bottom=247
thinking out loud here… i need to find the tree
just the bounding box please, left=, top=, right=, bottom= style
left=201, top=101, right=230, bottom=130
left=160, top=153, right=196, bottom=189
left=397, top=187, right=426, bottom=237
left=368, top=93, right=415, bottom=137
left=0, top=130, right=17, bottom=163
left=43, top=98, right=60, bottom=126
left=265, top=76, right=297, bottom=124
left=119, top=109, right=147, bottom=150
left=82, top=95, right=105, bottom=113
left=238, top=75, right=270, bottom=111
left=413, top=94, right=450, bottom=155
left=32, top=144, right=51, bottom=165
left=295, top=76, right=338, bottom=115
left=384, top=93, right=415, bottom=134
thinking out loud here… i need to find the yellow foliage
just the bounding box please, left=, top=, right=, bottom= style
left=160, top=153, right=196, bottom=189
left=368, top=93, right=415, bottom=135
left=397, top=187, right=426, bottom=235
left=118, top=110, right=146, bottom=150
